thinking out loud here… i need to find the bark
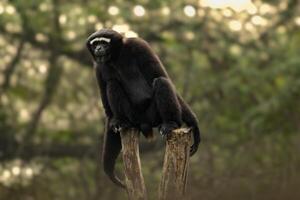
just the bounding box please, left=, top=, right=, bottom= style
left=159, top=128, right=191, bottom=200
left=120, top=129, right=147, bottom=200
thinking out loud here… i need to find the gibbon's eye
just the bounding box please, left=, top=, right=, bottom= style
left=92, top=40, right=101, bottom=47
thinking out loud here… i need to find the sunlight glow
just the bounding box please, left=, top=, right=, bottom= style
left=5, top=23, right=21, bottom=33
left=133, top=5, right=145, bottom=17
left=279, top=1, right=288, bottom=10
left=66, top=31, right=76, bottom=40
left=161, top=7, right=170, bottom=16
left=87, top=15, right=97, bottom=23
left=112, top=24, right=130, bottom=33
left=35, top=33, right=48, bottom=43
left=38, top=64, right=47, bottom=74
left=5, top=5, right=15, bottom=14
left=95, top=22, right=103, bottom=30
left=245, top=22, right=255, bottom=32
left=1, top=170, right=11, bottom=181
left=197, top=9, right=205, bottom=17
left=246, top=3, right=257, bottom=14
left=125, top=31, right=138, bottom=38
left=200, top=0, right=256, bottom=12
left=108, top=6, right=119, bottom=16
left=0, top=5, right=4, bottom=14
left=222, top=9, right=233, bottom=17
left=39, top=3, right=50, bottom=12
left=184, top=5, right=196, bottom=17
left=7, top=45, right=17, bottom=54
left=12, top=166, right=21, bottom=176
left=295, top=17, right=300, bottom=26
left=229, top=20, right=242, bottom=31
left=251, top=15, right=268, bottom=26
left=259, top=3, right=273, bottom=15
left=20, top=108, right=30, bottom=121
left=112, top=24, right=138, bottom=38
left=0, top=165, right=37, bottom=183
left=59, top=15, right=67, bottom=25
left=25, top=168, right=33, bottom=177
left=184, top=31, right=195, bottom=40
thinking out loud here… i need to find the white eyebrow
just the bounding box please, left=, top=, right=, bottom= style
left=90, top=37, right=111, bottom=45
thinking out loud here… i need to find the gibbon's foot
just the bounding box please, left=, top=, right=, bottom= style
left=110, top=118, right=132, bottom=133
left=190, top=143, right=199, bottom=156
left=158, top=122, right=179, bottom=137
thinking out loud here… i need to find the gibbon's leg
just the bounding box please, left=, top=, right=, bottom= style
left=102, top=119, right=125, bottom=188
left=139, top=99, right=160, bottom=139
left=106, top=80, right=137, bottom=132
left=152, top=77, right=182, bottom=136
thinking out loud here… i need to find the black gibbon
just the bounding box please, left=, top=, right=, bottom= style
left=86, top=29, right=201, bottom=188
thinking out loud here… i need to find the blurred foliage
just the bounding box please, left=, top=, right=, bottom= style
left=0, top=0, right=300, bottom=199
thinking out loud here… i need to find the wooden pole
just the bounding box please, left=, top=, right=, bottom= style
left=120, top=128, right=147, bottom=200
left=158, top=128, right=192, bottom=200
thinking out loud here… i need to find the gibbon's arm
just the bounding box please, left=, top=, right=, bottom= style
left=95, top=66, right=113, bottom=118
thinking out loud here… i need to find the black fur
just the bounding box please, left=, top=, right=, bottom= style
left=86, top=29, right=201, bottom=188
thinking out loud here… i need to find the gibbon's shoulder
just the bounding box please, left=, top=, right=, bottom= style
left=122, top=37, right=156, bottom=59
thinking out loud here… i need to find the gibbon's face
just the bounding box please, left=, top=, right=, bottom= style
left=87, top=29, right=123, bottom=63
left=88, top=36, right=112, bottom=63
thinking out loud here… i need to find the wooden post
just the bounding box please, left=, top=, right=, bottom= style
left=158, top=128, right=192, bottom=200
left=120, top=128, right=147, bottom=200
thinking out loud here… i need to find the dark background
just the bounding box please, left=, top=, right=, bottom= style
left=0, top=0, right=300, bottom=199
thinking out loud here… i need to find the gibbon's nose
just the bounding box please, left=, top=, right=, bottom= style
left=95, top=45, right=105, bottom=56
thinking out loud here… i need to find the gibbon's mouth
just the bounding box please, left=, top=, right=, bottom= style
left=95, top=50, right=107, bottom=57
left=96, top=53, right=111, bottom=63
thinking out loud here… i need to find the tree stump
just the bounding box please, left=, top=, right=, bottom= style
left=120, top=129, right=147, bottom=200
left=158, top=128, right=192, bottom=200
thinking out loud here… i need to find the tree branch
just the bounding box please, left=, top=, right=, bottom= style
left=0, top=39, right=25, bottom=94
left=20, top=0, right=63, bottom=150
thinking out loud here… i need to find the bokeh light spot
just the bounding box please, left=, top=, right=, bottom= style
left=295, top=17, right=300, bottom=26
left=251, top=15, right=268, bottom=26
left=229, top=20, right=242, bottom=31
left=88, top=15, right=97, bottom=23
left=5, top=5, right=15, bottom=15
left=59, top=15, right=67, bottom=25
left=35, top=33, right=48, bottom=43
left=0, top=5, right=4, bottom=14
left=112, top=24, right=130, bottom=33
left=125, top=31, right=138, bottom=38
left=184, top=5, right=196, bottom=17
left=133, top=5, right=145, bottom=17
left=201, top=0, right=256, bottom=13
left=12, top=166, right=21, bottom=176
left=108, top=6, right=119, bottom=16
left=25, top=168, right=33, bottom=177
left=161, top=7, right=170, bottom=16
left=95, top=22, right=103, bottom=30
